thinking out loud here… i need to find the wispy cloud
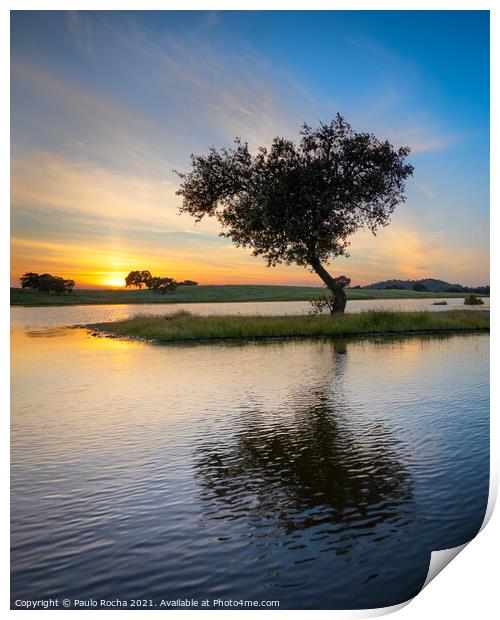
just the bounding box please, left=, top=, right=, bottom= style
left=11, top=149, right=200, bottom=235
left=347, top=36, right=406, bottom=64
left=12, top=59, right=172, bottom=176
left=412, top=181, right=436, bottom=200
left=387, top=127, right=465, bottom=154
left=107, top=17, right=315, bottom=149
left=10, top=11, right=488, bottom=287
left=67, top=11, right=96, bottom=62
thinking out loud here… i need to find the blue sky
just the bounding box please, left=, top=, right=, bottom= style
left=11, top=10, right=489, bottom=287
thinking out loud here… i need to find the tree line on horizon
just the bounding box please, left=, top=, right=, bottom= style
left=15, top=117, right=488, bottom=310
left=20, top=272, right=75, bottom=295
left=359, top=278, right=490, bottom=295
left=17, top=271, right=489, bottom=296
left=125, top=270, right=198, bottom=294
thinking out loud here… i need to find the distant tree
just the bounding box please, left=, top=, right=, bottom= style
left=20, top=272, right=41, bottom=289
left=125, top=270, right=152, bottom=289
left=49, top=277, right=65, bottom=295
left=146, top=276, right=178, bottom=294
left=49, top=276, right=75, bottom=295
left=464, top=294, right=484, bottom=306
left=63, top=279, right=75, bottom=294
left=472, top=285, right=489, bottom=295
left=156, top=277, right=178, bottom=294
left=145, top=276, right=161, bottom=291
left=140, top=270, right=152, bottom=287
left=35, top=274, right=56, bottom=293
left=412, top=282, right=427, bottom=292
left=176, top=114, right=413, bottom=313
left=125, top=271, right=140, bottom=288
left=20, top=272, right=75, bottom=294
left=160, top=279, right=178, bottom=294
left=177, top=280, right=198, bottom=287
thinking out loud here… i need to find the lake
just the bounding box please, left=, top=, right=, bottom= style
left=11, top=304, right=489, bottom=609
left=10, top=296, right=491, bottom=329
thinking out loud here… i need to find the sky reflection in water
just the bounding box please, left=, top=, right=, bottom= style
left=11, top=317, right=489, bottom=609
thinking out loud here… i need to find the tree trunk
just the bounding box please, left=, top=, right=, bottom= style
left=309, top=258, right=348, bottom=314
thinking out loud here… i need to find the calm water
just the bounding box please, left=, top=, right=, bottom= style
left=11, top=296, right=490, bottom=329
left=11, top=306, right=489, bottom=609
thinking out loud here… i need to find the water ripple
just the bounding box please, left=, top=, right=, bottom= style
left=11, top=327, right=489, bottom=609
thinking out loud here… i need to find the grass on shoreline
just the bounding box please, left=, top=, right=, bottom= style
left=87, top=309, right=489, bottom=343
left=11, top=285, right=484, bottom=307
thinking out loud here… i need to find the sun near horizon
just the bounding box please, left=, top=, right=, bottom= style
left=10, top=11, right=489, bottom=290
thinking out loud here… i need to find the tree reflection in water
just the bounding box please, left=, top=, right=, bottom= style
left=194, top=340, right=414, bottom=557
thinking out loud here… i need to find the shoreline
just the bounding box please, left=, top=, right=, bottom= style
left=12, top=299, right=490, bottom=309
left=84, top=325, right=490, bottom=345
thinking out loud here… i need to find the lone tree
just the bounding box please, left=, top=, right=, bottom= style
left=176, top=114, right=413, bottom=312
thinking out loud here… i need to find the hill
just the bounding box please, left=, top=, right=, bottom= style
left=363, top=278, right=489, bottom=294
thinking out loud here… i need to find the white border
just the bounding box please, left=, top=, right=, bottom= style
left=3, top=1, right=498, bottom=9
left=3, top=2, right=496, bottom=618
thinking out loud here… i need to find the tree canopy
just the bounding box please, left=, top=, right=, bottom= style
left=20, top=272, right=75, bottom=295
left=124, top=270, right=198, bottom=293
left=125, top=270, right=152, bottom=289
left=176, top=114, right=413, bottom=312
left=146, top=276, right=178, bottom=294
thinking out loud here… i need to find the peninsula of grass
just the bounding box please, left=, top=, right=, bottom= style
left=11, top=285, right=485, bottom=307
left=87, top=309, right=489, bottom=343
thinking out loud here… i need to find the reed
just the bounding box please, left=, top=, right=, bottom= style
left=87, top=309, right=489, bottom=343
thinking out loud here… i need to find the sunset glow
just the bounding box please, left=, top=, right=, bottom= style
left=100, top=276, right=126, bottom=289
left=10, top=11, right=489, bottom=288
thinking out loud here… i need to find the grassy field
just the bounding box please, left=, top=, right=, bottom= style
left=10, top=285, right=478, bottom=307
left=87, top=309, right=489, bottom=343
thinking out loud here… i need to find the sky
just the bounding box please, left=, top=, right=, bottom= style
left=10, top=10, right=489, bottom=288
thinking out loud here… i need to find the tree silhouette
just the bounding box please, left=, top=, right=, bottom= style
left=145, top=276, right=178, bottom=294
left=20, top=272, right=41, bottom=289
left=20, top=272, right=75, bottom=294
left=125, top=270, right=183, bottom=293
left=125, top=270, right=152, bottom=289
left=412, top=282, right=427, bottom=292
left=125, top=271, right=140, bottom=288
left=176, top=115, right=413, bottom=312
